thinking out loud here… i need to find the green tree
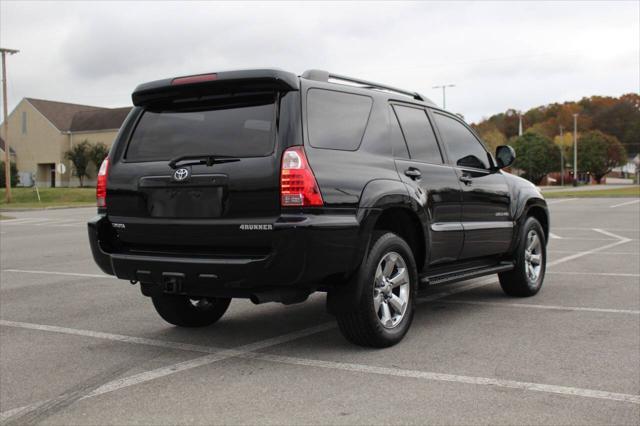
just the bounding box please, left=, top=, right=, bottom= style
left=512, top=132, right=561, bottom=185
left=89, top=142, right=110, bottom=171
left=577, top=130, right=627, bottom=183
left=64, top=140, right=91, bottom=187
left=0, top=161, right=18, bottom=187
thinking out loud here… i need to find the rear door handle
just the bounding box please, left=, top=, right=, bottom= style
left=404, top=168, right=422, bottom=180
left=459, top=175, right=472, bottom=185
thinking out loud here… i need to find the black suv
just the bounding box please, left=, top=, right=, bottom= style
left=88, top=69, right=549, bottom=347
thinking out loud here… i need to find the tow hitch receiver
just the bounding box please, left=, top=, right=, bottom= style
left=162, top=272, right=185, bottom=294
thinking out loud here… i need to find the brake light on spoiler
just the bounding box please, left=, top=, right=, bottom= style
left=280, top=146, right=323, bottom=207
left=171, top=73, right=218, bottom=86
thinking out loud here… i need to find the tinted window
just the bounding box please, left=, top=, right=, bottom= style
left=433, top=113, right=490, bottom=169
left=389, top=107, right=409, bottom=158
left=307, top=89, right=372, bottom=150
left=393, top=105, right=442, bottom=164
left=125, top=98, right=275, bottom=162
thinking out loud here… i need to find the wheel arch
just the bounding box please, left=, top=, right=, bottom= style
left=526, top=203, right=549, bottom=243
left=327, top=179, right=429, bottom=314
left=372, top=207, right=426, bottom=274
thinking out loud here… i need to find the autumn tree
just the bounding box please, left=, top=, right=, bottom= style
left=577, top=130, right=627, bottom=183
left=472, top=93, right=638, bottom=157
left=512, top=132, right=561, bottom=185
left=472, top=122, right=506, bottom=152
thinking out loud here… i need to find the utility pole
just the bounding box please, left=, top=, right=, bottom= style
left=572, top=113, right=579, bottom=187
left=559, top=125, right=564, bottom=186
left=1, top=47, right=19, bottom=203
left=432, top=84, right=455, bottom=109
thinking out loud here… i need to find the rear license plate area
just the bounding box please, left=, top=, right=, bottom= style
left=145, top=186, right=225, bottom=218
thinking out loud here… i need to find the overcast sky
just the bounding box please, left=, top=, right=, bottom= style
left=1, top=1, right=638, bottom=123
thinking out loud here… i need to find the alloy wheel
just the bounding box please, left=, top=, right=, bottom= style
left=373, top=251, right=410, bottom=328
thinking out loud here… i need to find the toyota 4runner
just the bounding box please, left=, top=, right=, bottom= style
left=88, top=69, right=549, bottom=347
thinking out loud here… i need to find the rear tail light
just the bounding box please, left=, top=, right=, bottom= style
left=96, top=158, right=109, bottom=208
left=280, top=146, right=323, bottom=207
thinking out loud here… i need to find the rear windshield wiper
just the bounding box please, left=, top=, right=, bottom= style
left=169, top=154, right=240, bottom=169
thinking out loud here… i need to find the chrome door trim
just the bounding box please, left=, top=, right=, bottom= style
left=431, top=222, right=464, bottom=232
left=462, top=221, right=514, bottom=231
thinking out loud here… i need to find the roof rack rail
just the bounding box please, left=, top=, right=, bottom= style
left=301, top=69, right=434, bottom=104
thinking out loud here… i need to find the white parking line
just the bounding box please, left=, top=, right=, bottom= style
left=549, top=250, right=638, bottom=255
left=2, top=309, right=639, bottom=421
left=0, top=321, right=335, bottom=422
left=0, top=218, right=50, bottom=226
left=0, top=320, right=223, bottom=354
left=242, top=352, right=640, bottom=405
left=2, top=269, right=115, bottom=279
left=439, top=300, right=640, bottom=315
left=554, top=227, right=639, bottom=232
left=549, top=232, right=563, bottom=239
left=547, top=229, right=631, bottom=267
left=548, top=271, right=640, bottom=278
left=546, top=198, right=577, bottom=205
left=609, top=199, right=640, bottom=208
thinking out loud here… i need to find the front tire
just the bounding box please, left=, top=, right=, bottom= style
left=151, top=294, right=231, bottom=327
left=335, top=232, right=417, bottom=348
left=499, top=216, right=546, bottom=297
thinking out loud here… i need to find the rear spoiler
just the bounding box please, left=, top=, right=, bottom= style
left=131, top=69, right=299, bottom=107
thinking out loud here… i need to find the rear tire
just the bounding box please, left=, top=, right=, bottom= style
left=151, top=294, right=231, bottom=327
left=335, top=232, right=417, bottom=348
left=499, top=216, right=546, bottom=297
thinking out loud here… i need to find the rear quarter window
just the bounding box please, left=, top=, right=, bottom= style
left=306, top=89, right=373, bottom=151
left=125, top=97, right=276, bottom=162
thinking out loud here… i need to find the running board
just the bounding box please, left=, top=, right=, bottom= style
left=420, top=262, right=514, bottom=287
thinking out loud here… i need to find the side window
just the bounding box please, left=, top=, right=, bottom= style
left=433, top=113, right=490, bottom=170
left=389, top=107, right=409, bottom=158
left=21, top=111, right=27, bottom=135
left=392, top=105, right=442, bottom=164
left=307, top=89, right=373, bottom=151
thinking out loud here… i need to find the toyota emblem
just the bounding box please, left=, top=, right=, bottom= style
left=173, top=168, right=190, bottom=182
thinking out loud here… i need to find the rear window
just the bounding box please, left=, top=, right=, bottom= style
left=125, top=98, right=276, bottom=162
left=307, top=89, right=373, bottom=151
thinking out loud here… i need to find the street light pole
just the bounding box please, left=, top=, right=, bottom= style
left=518, top=114, right=523, bottom=136
left=572, top=113, right=579, bottom=187
left=1, top=47, right=19, bottom=203
left=559, top=125, right=564, bottom=186
left=432, top=84, right=455, bottom=109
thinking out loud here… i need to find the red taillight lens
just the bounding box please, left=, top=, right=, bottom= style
left=280, top=146, right=323, bottom=207
left=96, top=158, right=109, bottom=208
left=171, top=73, right=218, bottom=85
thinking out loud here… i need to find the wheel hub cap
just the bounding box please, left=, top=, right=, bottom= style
left=374, top=252, right=410, bottom=329
left=524, top=230, right=543, bottom=283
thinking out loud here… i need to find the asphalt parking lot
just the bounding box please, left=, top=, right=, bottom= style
left=1, top=198, right=638, bottom=425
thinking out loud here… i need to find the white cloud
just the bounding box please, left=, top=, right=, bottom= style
left=1, top=0, right=638, bottom=122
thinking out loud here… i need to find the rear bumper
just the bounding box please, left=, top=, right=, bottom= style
left=87, top=213, right=363, bottom=296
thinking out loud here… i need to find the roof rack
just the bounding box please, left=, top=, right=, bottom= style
left=301, top=69, right=434, bottom=105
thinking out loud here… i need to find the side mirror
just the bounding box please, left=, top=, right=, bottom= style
left=495, top=145, right=516, bottom=169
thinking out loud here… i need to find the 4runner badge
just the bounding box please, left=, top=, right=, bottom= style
left=173, top=168, right=190, bottom=182
left=240, top=224, right=273, bottom=231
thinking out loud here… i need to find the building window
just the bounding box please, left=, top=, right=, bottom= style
left=21, top=111, right=27, bottom=134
